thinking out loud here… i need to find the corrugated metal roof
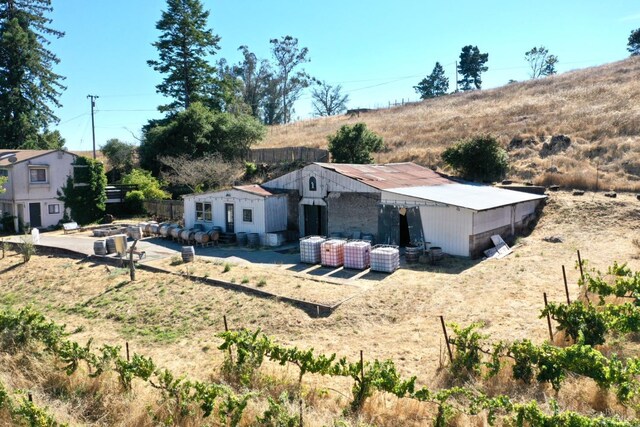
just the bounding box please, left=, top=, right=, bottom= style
left=384, top=183, right=547, bottom=211
left=315, top=162, right=453, bottom=189
left=233, top=184, right=274, bottom=197
left=0, top=150, right=68, bottom=167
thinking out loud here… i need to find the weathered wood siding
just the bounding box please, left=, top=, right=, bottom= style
left=264, top=195, right=288, bottom=232
left=249, top=147, right=329, bottom=163
left=144, top=200, right=184, bottom=221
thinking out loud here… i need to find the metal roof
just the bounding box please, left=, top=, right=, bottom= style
left=315, top=162, right=453, bottom=190
left=233, top=184, right=275, bottom=197
left=0, top=150, right=76, bottom=167
left=384, top=183, right=547, bottom=211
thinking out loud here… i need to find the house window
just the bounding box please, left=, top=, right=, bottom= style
left=195, top=202, right=212, bottom=221
left=0, top=169, right=8, bottom=177
left=29, top=168, right=47, bottom=183
left=48, top=204, right=60, bottom=215
left=309, top=176, right=317, bottom=191
left=242, top=209, right=253, bottom=223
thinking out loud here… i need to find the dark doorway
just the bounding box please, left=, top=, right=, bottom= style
left=29, top=203, right=42, bottom=228
left=399, top=212, right=410, bottom=247
left=304, top=205, right=325, bottom=236
left=225, top=203, right=234, bottom=233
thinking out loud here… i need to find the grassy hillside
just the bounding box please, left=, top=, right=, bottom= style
left=261, top=57, right=640, bottom=191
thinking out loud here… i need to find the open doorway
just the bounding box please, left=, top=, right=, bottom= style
left=304, top=205, right=326, bottom=236
left=399, top=210, right=410, bottom=247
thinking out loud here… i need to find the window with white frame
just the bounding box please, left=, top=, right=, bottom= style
left=29, top=167, right=47, bottom=183
left=195, top=202, right=212, bottom=221
left=242, top=208, right=253, bottom=223
left=48, top=204, right=60, bottom=215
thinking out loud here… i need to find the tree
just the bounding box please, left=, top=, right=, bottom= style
left=57, top=157, right=107, bottom=225
left=0, top=176, right=6, bottom=194
left=0, top=0, right=66, bottom=149
left=311, top=81, right=349, bottom=116
left=441, top=135, right=508, bottom=182
left=270, top=35, right=313, bottom=123
left=147, top=0, right=221, bottom=112
left=120, top=169, right=169, bottom=200
left=457, top=45, right=489, bottom=91
left=525, top=46, right=558, bottom=79
left=233, top=45, right=274, bottom=118
left=414, top=62, right=449, bottom=99
left=140, top=102, right=265, bottom=174
left=101, top=138, right=136, bottom=182
left=328, top=123, right=385, bottom=164
left=158, top=154, right=242, bottom=193
left=628, top=28, right=640, bottom=56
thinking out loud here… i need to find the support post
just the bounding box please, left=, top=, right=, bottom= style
left=543, top=292, right=554, bottom=342
left=439, top=316, right=453, bottom=363
left=562, top=265, right=570, bottom=304
left=87, top=95, right=99, bottom=159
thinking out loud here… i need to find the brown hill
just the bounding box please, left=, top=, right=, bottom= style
left=260, top=57, right=640, bottom=191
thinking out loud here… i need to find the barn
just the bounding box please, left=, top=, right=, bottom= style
left=262, top=162, right=546, bottom=258
left=182, top=185, right=288, bottom=238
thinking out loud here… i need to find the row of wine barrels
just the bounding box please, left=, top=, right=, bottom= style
left=194, top=231, right=209, bottom=244
left=170, top=226, right=182, bottom=239
left=93, top=240, right=107, bottom=256
left=180, top=229, right=196, bottom=242
left=181, top=246, right=195, bottom=262
left=247, top=233, right=260, bottom=248
left=128, top=226, right=143, bottom=240
left=149, top=223, right=160, bottom=235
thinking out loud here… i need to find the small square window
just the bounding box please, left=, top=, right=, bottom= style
left=30, top=168, right=47, bottom=183
left=242, top=209, right=253, bottom=223
left=48, top=204, right=60, bottom=214
left=195, top=202, right=212, bottom=222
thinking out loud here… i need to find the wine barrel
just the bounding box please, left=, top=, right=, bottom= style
left=149, top=223, right=160, bottom=235
left=194, top=231, right=209, bottom=244
left=105, top=237, right=116, bottom=254
left=93, top=240, right=107, bottom=256
left=405, top=246, right=421, bottom=263
left=159, top=224, right=170, bottom=237
left=247, top=233, right=260, bottom=248
left=236, top=232, right=248, bottom=246
left=170, top=226, right=182, bottom=239
left=181, top=246, right=195, bottom=262
left=180, top=229, right=192, bottom=242
left=208, top=229, right=220, bottom=243
left=430, top=247, right=443, bottom=264
left=128, top=226, right=143, bottom=240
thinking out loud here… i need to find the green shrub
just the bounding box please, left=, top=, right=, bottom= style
left=120, top=169, right=170, bottom=200
left=328, top=123, right=385, bottom=164
left=124, top=190, right=146, bottom=215
left=442, top=135, right=508, bottom=182
left=57, top=157, right=107, bottom=225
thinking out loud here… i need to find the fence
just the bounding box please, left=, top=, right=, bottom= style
left=143, top=199, right=184, bottom=222
left=249, top=146, right=329, bottom=164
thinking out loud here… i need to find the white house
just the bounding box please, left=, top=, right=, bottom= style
left=182, top=185, right=288, bottom=236
left=262, top=162, right=546, bottom=258
left=0, top=149, right=78, bottom=230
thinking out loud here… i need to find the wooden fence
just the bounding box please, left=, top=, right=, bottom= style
left=143, top=200, right=184, bottom=222
left=249, top=146, right=329, bottom=164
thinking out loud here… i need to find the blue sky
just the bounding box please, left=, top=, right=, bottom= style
left=48, top=0, right=640, bottom=151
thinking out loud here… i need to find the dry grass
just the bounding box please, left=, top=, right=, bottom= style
left=260, top=57, right=640, bottom=190
left=3, top=191, right=640, bottom=424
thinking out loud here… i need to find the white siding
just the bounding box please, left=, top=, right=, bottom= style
left=472, top=206, right=511, bottom=234
left=420, top=205, right=472, bottom=257
left=516, top=200, right=538, bottom=221
left=264, top=195, right=287, bottom=232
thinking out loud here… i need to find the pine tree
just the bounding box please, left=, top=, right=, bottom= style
left=414, top=62, right=449, bottom=99
left=0, top=0, right=66, bottom=149
left=457, top=45, right=489, bottom=91
left=628, top=28, right=640, bottom=57
left=147, top=0, right=222, bottom=113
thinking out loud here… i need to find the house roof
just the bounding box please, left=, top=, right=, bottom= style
left=0, top=150, right=76, bottom=167
left=233, top=184, right=275, bottom=197
left=385, top=183, right=547, bottom=211
left=314, top=162, right=453, bottom=190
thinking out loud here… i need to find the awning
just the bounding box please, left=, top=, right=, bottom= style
left=299, top=197, right=327, bottom=206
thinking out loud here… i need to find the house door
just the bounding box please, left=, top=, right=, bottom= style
left=304, top=205, right=325, bottom=236
left=29, top=203, right=42, bottom=228
left=225, top=204, right=235, bottom=233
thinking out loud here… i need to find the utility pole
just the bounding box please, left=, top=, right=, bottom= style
left=454, top=61, right=459, bottom=93
left=87, top=95, right=99, bottom=159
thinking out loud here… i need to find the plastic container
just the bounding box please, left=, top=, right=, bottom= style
left=370, top=245, right=400, bottom=273
left=300, top=236, right=325, bottom=264
left=321, top=239, right=346, bottom=267
left=344, top=241, right=371, bottom=270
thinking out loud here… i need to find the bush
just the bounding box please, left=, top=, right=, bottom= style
left=442, top=135, right=508, bottom=182
left=124, top=190, right=146, bottom=215
left=120, top=169, right=170, bottom=200
left=328, top=123, right=385, bottom=164
left=57, top=157, right=107, bottom=225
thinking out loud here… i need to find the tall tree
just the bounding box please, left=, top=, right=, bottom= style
left=270, top=35, right=312, bottom=123
left=0, top=0, right=66, bottom=149
left=414, top=62, right=449, bottom=99
left=311, top=81, right=348, bottom=116
left=233, top=45, right=274, bottom=119
left=525, top=46, right=558, bottom=79
left=628, top=28, right=640, bottom=56
left=457, top=45, right=489, bottom=91
left=147, top=0, right=221, bottom=113
left=101, top=138, right=136, bottom=182
left=328, top=123, right=385, bottom=164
